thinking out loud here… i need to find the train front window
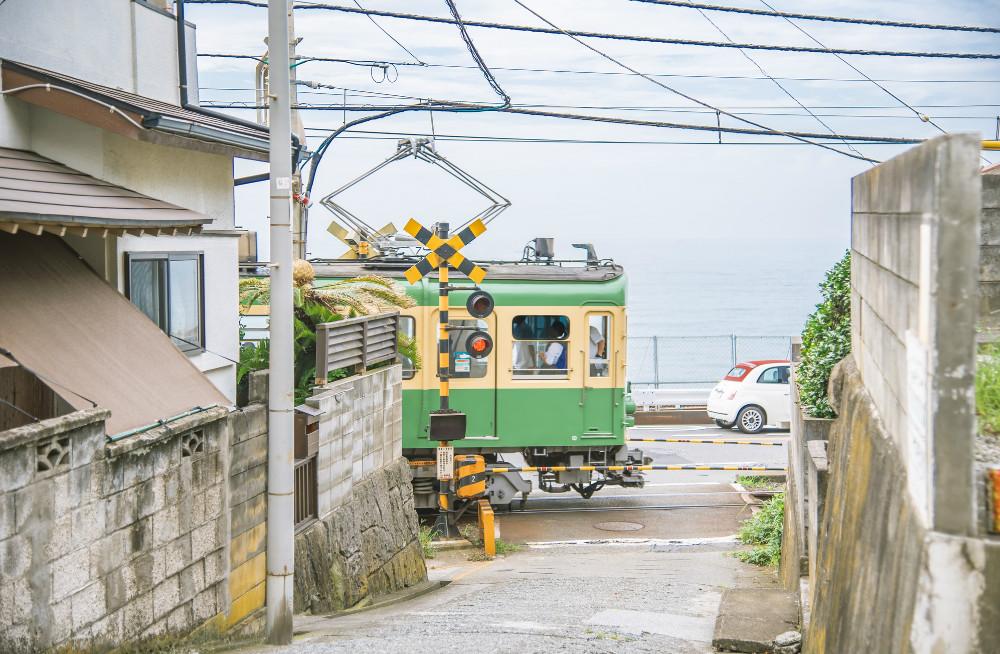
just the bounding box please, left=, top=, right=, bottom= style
left=512, top=315, right=570, bottom=377
left=399, top=316, right=416, bottom=380
left=448, top=319, right=489, bottom=379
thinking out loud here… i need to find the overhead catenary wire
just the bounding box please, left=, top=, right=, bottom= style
left=692, top=7, right=868, bottom=159
left=183, top=1, right=1000, bottom=60
left=508, top=1, right=879, bottom=163
left=630, top=0, right=1000, bottom=34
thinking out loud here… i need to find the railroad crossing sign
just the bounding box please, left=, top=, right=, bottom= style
left=402, top=218, right=488, bottom=284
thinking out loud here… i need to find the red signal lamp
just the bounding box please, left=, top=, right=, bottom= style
left=465, top=331, right=493, bottom=359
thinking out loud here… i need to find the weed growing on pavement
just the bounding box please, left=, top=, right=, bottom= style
left=736, top=475, right=784, bottom=491
left=735, top=493, right=784, bottom=567
left=459, top=523, right=482, bottom=546
left=494, top=539, right=521, bottom=556
left=418, top=525, right=438, bottom=559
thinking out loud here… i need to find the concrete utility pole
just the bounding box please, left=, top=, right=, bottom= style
left=288, top=4, right=308, bottom=261
left=265, top=0, right=295, bottom=645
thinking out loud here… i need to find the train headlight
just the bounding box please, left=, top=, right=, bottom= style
left=465, top=331, right=493, bottom=359
left=466, top=290, right=494, bottom=318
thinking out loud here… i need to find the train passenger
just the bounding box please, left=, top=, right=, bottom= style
left=539, top=323, right=568, bottom=372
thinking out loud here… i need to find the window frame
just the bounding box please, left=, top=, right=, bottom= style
left=586, top=312, right=612, bottom=379
left=398, top=315, right=416, bottom=380
left=124, top=251, right=205, bottom=354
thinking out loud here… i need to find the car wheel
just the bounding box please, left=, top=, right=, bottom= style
left=736, top=405, right=766, bottom=434
left=714, top=419, right=734, bottom=429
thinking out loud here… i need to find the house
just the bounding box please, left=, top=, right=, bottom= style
left=0, top=0, right=270, bottom=402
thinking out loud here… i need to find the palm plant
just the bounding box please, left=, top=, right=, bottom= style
left=238, top=261, right=419, bottom=403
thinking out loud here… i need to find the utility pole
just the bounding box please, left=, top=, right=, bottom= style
left=287, top=2, right=308, bottom=261
left=265, top=0, right=295, bottom=645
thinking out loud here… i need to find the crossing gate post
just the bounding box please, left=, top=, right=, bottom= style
left=477, top=499, right=496, bottom=558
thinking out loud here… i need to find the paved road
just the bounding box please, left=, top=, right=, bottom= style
left=239, top=425, right=789, bottom=654
left=498, top=424, right=787, bottom=544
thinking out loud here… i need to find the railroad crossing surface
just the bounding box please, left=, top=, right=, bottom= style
left=243, top=425, right=791, bottom=653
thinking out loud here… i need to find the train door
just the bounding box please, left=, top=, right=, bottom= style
left=437, top=308, right=497, bottom=439
left=582, top=312, right=615, bottom=435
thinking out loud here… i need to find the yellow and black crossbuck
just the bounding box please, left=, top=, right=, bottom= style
left=402, top=218, right=488, bottom=285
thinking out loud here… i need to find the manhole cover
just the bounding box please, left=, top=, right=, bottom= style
left=594, top=521, right=644, bottom=532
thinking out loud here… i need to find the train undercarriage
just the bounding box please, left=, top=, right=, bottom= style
left=407, top=444, right=651, bottom=511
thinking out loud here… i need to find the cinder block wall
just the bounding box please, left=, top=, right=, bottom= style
left=0, top=405, right=232, bottom=650
left=225, top=370, right=269, bottom=629
left=294, top=364, right=425, bottom=614
left=805, top=134, right=995, bottom=653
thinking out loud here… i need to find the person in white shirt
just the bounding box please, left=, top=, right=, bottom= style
left=538, top=323, right=567, bottom=371
left=589, top=325, right=607, bottom=376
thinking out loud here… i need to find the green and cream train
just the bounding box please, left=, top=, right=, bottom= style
left=310, top=256, right=642, bottom=509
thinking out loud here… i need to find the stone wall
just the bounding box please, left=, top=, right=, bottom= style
left=294, top=364, right=425, bottom=613
left=0, top=404, right=231, bottom=650
left=294, top=458, right=425, bottom=613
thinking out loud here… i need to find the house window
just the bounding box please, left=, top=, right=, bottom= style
left=126, top=253, right=204, bottom=353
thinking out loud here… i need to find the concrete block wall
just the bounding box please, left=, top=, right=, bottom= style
left=308, top=365, right=403, bottom=519
left=294, top=363, right=424, bottom=614
left=850, top=133, right=981, bottom=533
left=979, top=174, right=1000, bottom=333
left=0, top=404, right=231, bottom=650
left=799, top=135, right=998, bottom=653
left=225, top=370, right=269, bottom=629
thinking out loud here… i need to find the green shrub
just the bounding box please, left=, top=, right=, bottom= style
left=735, top=493, right=784, bottom=567
left=797, top=251, right=852, bottom=418
left=976, top=342, right=1000, bottom=434
left=418, top=525, right=437, bottom=559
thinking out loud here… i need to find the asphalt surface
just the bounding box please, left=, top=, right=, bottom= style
left=241, top=425, right=789, bottom=653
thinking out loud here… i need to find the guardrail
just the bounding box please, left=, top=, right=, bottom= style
left=628, top=335, right=792, bottom=387
left=315, top=311, right=399, bottom=384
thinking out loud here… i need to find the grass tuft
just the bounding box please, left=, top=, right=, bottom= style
left=736, top=475, right=784, bottom=492
left=735, top=493, right=784, bottom=567
left=977, top=342, right=1000, bottom=435
left=418, top=525, right=437, bottom=559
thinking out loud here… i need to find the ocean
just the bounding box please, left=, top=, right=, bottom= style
left=612, top=237, right=849, bottom=386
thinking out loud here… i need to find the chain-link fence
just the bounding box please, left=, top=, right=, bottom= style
left=627, top=335, right=792, bottom=387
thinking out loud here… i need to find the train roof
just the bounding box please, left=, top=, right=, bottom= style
left=308, top=259, right=624, bottom=282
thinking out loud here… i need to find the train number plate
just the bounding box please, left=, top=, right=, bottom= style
left=437, top=446, right=454, bottom=481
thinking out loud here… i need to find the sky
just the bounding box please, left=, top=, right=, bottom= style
left=184, top=0, right=1000, bottom=262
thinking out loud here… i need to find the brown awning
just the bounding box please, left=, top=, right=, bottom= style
left=0, top=147, right=211, bottom=236
left=1, top=59, right=269, bottom=161
left=0, top=232, right=228, bottom=435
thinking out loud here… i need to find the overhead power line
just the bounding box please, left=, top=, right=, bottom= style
left=443, top=0, right=509, bottom=107
left=509, top=0, right=878, bottom=162
left=692, top=7, right=867, bottom=159
left=184, top=1, right=1000, bottom=60
left=351, top=0, right=425, bottom=64
left=630, top=0, right=1000, bottom=34
left=202, top=101, right=923, bottom=144
left=197, top=53, right=1000, bottom=84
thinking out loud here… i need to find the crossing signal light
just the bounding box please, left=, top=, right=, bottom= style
left=466, top=331, right=493, bottom=359
left=466, top=290, right=494, bottom=318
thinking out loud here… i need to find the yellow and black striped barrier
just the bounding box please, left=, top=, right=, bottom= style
left=628, top=437, right=786, bottom=446
left=488, top=464, right=785, bottom=473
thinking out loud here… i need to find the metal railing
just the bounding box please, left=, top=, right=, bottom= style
left=294, top=455, right=317, bottom=530
left=627, top=335, right=792, bottom=387
left=315, top=311, right=399, bottom=383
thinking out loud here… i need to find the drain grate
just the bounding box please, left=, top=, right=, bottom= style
left=594, top=521, right=644, bottom=532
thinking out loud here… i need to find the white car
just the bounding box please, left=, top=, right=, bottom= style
left=707, top=360, right=791, bottom=434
